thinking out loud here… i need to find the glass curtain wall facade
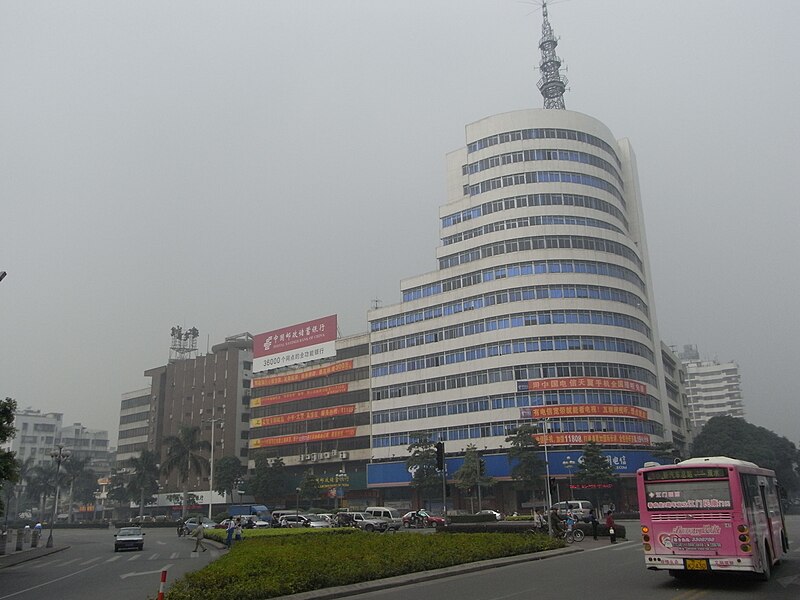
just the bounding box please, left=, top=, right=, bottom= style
left=368, top=109, right=674, bottom=506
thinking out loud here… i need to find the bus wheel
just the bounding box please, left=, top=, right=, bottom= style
left=757, top=543, right=772, bottom=581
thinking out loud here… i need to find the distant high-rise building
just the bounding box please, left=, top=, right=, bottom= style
left=678, top=344, right=745, bottom=429
left=144, top=333, right=253, bottom=495
left=58, top=422, right=111, bottom=477
left=365, top=2, right=688, bottom=511
left=116, top=387, right=152, bottom=467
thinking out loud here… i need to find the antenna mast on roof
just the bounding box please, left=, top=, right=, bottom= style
left=537, top=1, right=568, bottom=109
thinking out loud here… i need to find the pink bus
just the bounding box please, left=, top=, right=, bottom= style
left=637, top=456, right=789, bottom=580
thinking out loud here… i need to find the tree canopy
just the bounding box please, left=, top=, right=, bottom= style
left=453, top=444, right=494, bottom=512
left=691, top=416, right=800, bottom=492
left=161, top=425, right=210, bottom=517
left=506, top=425, right=546, bottom=505
left=213, top=456, right=246, bottom=498
left=249, top=453, right=290, bottom=506
left=406, top=435, right=441, bottom=504
left=0, top=397, right=19, bottom=518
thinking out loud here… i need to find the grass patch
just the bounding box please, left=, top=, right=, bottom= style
left=167, top=530, right=563, bottom=600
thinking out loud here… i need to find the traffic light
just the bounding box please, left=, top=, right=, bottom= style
left=435, top=442, right=445, bottom=470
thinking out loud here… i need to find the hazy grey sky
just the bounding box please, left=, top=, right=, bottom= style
left=2, top=1, right=798, bottom=445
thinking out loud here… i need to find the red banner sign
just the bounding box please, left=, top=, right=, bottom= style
left=533, top=432, right=651, bottom=446
left=249, top=427, right=357, bottom=449
left=520, top=377, right=647, bottom=395
left=520, top=405, right=647, bottom=420
left=252, top=360, right=353, bottom=389
left=253, top=314, right=337, bottom=359
left=251, top=405, right=355, bottom=428
left=250, top=383, right=348, bottom=408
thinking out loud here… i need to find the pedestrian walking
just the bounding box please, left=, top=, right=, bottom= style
left=191, top=522, right=207, bottom=552
left=588, top=509, right=599, bottom=540
left=234, top=518, right=243, bottom=542
left=606, top=510, right=616, bottom=544
left=225, top=519, right=235, bottom=548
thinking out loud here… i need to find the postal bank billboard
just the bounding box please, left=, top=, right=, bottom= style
left=253, top=314, right=337, bottom=372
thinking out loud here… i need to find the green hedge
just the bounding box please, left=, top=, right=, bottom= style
left=166, top=530, right=563, bottom=600
left=446, top=514, right=499, bottom=524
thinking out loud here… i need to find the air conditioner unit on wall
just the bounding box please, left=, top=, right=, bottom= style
left=339, top=451, right=349, bottom=459
left=322, top=452, right=331, bottom=459
left=310, top=453, right=318, bottom=461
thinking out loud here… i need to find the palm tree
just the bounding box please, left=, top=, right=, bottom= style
left=126, top=451, right=160, bottom=519
left=26, top=463, right=58, bottom=520
left=62, top=456, right=89, bottom=523
left=161, top=426, right=210, bottom=518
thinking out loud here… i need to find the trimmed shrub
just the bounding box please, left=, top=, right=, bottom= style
left=447, top=514, right=498, bottom=524
left=166, top=530, right=563, bottom=600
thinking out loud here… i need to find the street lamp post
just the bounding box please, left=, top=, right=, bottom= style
left=205, top=417, right=223, bottom=520
left=540, top=418, right=554, bottom=536
left=295, top=487, right=301, bottom=518
left=562, top=456, right=576, bottom=500
left=234, top=478, right=244, bottom=504
left=334, top=470, right=349, bottom=511
left=46, top=445, right=71, bottom=548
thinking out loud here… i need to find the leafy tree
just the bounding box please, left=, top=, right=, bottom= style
left=405, top=435, right=440, bottom=508
left=453, top=444, right=494, bottom=512
left=0, top=397, right=19, bottom=518
left=213, top=456, right=246, bottom=499
left=61, top=456, right=89, bottom=523
left=106, top=469, right=131, bottom=505
left=648, top=441, right=682, bottom=463
left=126, top=450, right=161, bottom=518
left=249, top=453, right=290, bottom=506
left=506, top=425, right=546, bottom=509
left=691, top=416, right=800, bottom=492
left=297, top=470, right=322, bottom=507
left=575, top=441, right=616, bottom=510
left=161, top=425, right=210, bottom=518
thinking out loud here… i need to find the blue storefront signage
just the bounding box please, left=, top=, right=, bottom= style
left=367, top=449, right=661, bottom=487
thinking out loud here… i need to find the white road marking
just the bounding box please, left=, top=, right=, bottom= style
left=581, top=540, right=636, bottom=553
left=170, top=552, right=179, bottom=559
left=80, top=557, right=103, bottom=565
left=120, top=563, right=174, bottom=580
left=59, top=558, right=79, bottom=566
left=28, top=559, right=61, bottom=569
left=148, top=553, right=159, bottom=560
left=127, top=554, right=141, bottom=561
left=106, top=555, right=122, bottom=562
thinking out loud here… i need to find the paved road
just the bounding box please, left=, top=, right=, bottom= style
left=0, top=527, right=221, bottom=600
left=337, top=517, right=800, bottom=600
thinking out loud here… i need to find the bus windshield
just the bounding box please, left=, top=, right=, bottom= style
left=644, top=480, right=733, bottom=511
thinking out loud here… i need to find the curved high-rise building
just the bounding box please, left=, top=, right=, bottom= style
left=366, top=4, right=688, bottom=511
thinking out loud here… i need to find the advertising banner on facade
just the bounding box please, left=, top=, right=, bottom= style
left=253, top=314, right=337, bottom=372
left=250, top=405, right=355, bottom=428
left=520, top=405, right=648, bottom=420
left=249, top=427, right=357, bottom=449
left=517, top=377, right=647, bottom=395
left=249, top=383, right=348, bottom=408
left=533, top=432, right=651, bottom=446
left=252, top=359, right=353, bottom=389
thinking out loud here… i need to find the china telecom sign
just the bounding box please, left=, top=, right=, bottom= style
left=253, top=315, right=337, bottom=372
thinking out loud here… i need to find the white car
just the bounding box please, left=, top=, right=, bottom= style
left=114, top=527, right=145, bottom=552
left=183, top=517, right=217, bottom=532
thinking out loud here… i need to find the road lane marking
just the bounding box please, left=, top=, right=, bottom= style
left=148, top=553, right=159, bottom=560
left=120, top=563, right=174, bottom=579
left=106, top=555, right=122, bottom=562
left=80, top=557, right=103, bottom=565
left=127, top=554, right=141, bottom=561
left=582, top=540, right=636, bottom=553
left=170, top=552, right=179, bottom=559
left=0, top=563, right=100, bottom=600
left=28, top=559, right=62, bottom=569
left=59, top=558, right=79, bottom=566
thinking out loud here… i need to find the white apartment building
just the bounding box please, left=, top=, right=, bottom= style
left=678, top=344, right=744, bottom=429
left=116, top=387, right=152, bottom=466
left=3, top=408, right=63, bottom=468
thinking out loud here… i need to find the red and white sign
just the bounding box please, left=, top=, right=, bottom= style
left=520, top=405, right=648, bottom=420
left=533, top=432, right=651, bottom=446
left=253, top=315, right=337, bottom=372
left=249, top=427, right=357, bottom=449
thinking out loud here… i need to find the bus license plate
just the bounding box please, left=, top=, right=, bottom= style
left=685, top=559, right=709, bottom=571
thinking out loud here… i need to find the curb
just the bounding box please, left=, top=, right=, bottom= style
left=0, top=545, right=70, bottom=569
left=277, top=546, right=583, bottom=600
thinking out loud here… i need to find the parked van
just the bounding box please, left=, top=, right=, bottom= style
left=364, top=506, right=403, bottom=530
left=552, top=500, right=593, bottom=518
